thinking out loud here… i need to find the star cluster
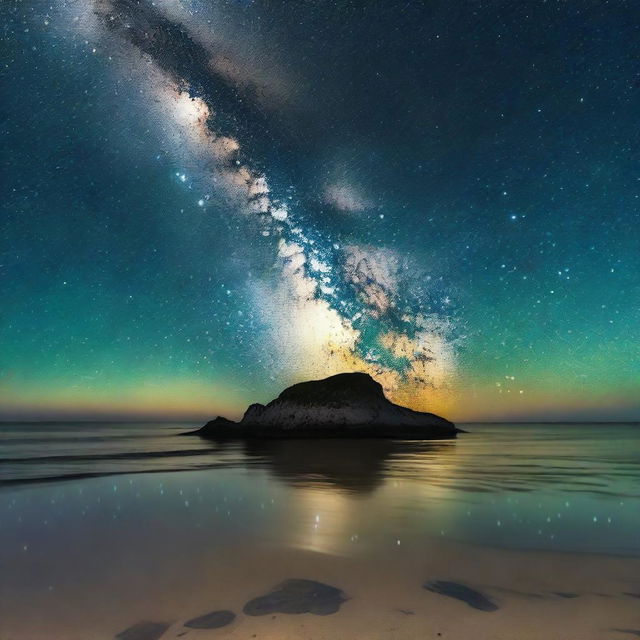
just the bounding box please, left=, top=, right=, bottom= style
left=1, top=0, right=638, bottom=420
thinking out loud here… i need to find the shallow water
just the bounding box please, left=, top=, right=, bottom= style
left=1, top=423, right=639, bottom=639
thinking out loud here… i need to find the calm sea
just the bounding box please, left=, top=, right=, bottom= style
left=1, top=422, right=640, bottom=639
left=1, top=422, right=639, bottom=555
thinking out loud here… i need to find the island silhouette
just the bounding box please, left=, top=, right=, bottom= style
left=187, top=372, right=457, bottom=439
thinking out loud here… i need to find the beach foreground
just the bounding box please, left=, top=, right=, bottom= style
left=1, top=423, right=639, bottom=639
left=1, top=536, right=640, bottom=639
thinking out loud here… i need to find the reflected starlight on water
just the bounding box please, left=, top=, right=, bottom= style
left=1, top=423, right=640, bottom=639
left=2, top=423, right=640, bottom=556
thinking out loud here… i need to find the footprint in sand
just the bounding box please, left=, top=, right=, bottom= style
left=115, top=621, right=171, bottom=640
left=243, top=579, right=347, bottom=616
left=115, top=579, right=343, bottom=637
left=184, top=610, right=236, bottom=629
left=423, top=580, right=499, bottom=612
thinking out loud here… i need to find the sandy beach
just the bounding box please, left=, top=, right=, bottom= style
left=1, top=424, right=639, bottom=640
left=2, top=538, right=640, bottom=639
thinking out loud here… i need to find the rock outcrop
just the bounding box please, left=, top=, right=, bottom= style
left=188, top=372, right=457, bottom=439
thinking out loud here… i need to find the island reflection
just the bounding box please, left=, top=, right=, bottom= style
left=211, top=438, right=457, bottom=494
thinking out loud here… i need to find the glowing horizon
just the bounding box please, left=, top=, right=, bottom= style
left=1, top=0, right=637, bottom=423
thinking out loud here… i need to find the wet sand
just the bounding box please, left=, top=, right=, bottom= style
left=1, top=425, right=639, bottom=639
left=1, top=539, right=639, bottom=640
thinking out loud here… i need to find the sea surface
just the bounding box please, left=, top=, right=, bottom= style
left=1, top=422, right=639, bottom=639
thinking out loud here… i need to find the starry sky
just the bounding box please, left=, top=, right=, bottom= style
left=1, top=0, right=639, bottom=422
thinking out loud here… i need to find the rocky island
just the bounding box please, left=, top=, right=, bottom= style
left=188, top=372, right=457, bottom=439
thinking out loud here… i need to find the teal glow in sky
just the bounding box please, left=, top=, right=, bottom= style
left=1, top=0, right=639, bottom=421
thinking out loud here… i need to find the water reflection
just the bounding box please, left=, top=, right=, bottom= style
left=2, top=425, right=640, bottom=639
left=234, top=439, right=456, bottom=493
left=2, top=424, right=639, bottom=557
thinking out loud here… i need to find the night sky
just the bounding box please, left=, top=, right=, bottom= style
left=1, top=0, right=639, bottom=422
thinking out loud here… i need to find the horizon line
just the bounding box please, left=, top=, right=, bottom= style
left=0, top=419, right=638, bottom=425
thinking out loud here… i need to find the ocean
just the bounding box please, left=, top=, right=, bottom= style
left=1, top=422, right=639, bottom=639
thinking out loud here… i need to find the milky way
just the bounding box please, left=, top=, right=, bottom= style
left=78, top=0, right=460, bottom=404
left=2, top=0, right=638, bottom=420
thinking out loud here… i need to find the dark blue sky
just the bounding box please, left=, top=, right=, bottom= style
left=1, top=0, right=639, bottom=420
